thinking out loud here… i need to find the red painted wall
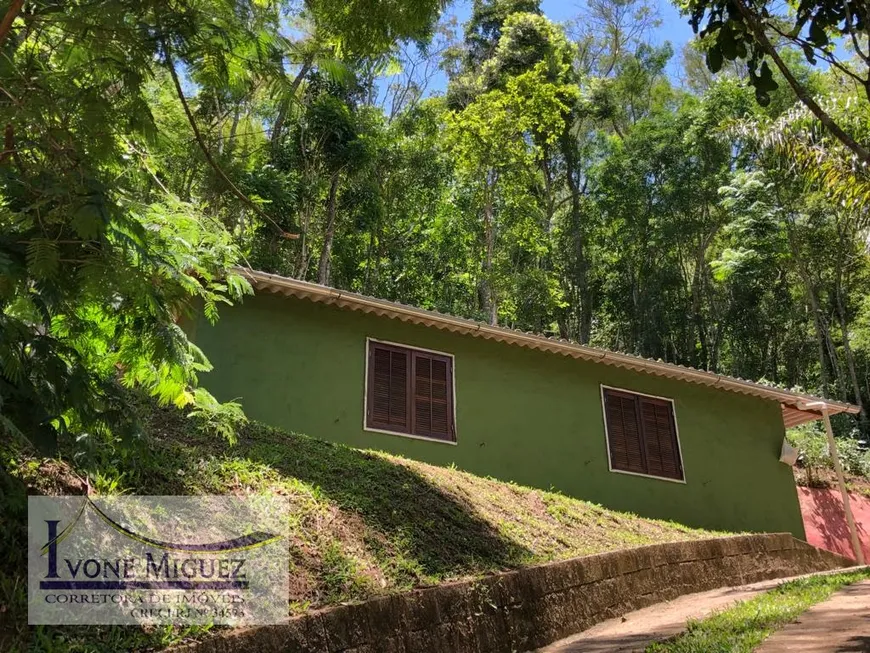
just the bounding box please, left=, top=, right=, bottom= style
left=798, top=486, right=870, bottom=562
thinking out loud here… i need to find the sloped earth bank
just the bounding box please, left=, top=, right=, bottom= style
left=2, top=404, right=726, bottom=651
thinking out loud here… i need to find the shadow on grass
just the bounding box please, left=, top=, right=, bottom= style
left=0, top=408, right=535, bottom=651
left=234, top=421, right=533, bottom=579
left=135, top=406, right=534, bottom=579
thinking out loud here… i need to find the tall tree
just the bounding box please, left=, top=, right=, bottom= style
left=681, top=0, right=870, bottom=164
left=0, top=0, right=447, bottom=451
left=446, top=12, right=576, bottom=326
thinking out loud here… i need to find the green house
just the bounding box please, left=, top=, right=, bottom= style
left=189, top=268, right=859, bottom=538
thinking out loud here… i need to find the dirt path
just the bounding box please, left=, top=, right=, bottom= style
left=538, top=577, right=789, bottom=652
left=754, top=580, right=870, bottom=652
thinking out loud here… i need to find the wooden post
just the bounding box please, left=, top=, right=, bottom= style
left=818, top=404, right=865, bottom=564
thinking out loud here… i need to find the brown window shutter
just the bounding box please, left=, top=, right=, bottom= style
left=603, top=390, right=646, bottom=474
left=368, top=343, right=410, bottom=432
left=639, top=398, right=682, bottom=480
left=412, top=351, right=454, bottom=441
left=367, top=341, right=455, bottom=441
left=603, top=388, right=683, bottom=481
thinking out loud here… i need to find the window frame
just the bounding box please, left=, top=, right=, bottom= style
left=363, top=337, right=458, bottom=445
left=600, top=384, right=686, bottom=484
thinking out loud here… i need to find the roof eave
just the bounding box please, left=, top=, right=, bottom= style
left=237, top=268, right=861, bottom=424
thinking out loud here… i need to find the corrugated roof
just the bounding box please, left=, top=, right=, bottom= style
left=239, top=268, right=860, bottom=428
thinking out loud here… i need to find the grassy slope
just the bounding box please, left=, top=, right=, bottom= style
left=2, top=405, right=726, bottom=651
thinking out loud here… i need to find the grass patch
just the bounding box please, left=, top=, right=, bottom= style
left=2, top=403, right=726, bottom=651
left=647, top=569, right=870, bottom=653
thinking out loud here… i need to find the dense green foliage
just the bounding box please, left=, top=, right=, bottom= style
left=236, top=0, right=870, bottom=432
left=2, top=4, right=870, bottom=649
left=788, top=421, right=870, bottom=485
left=3, top=0, right=870, bottom=457
left=681, top=0, right=870, bottom=166
left=0, top=0, right=449, bottom=454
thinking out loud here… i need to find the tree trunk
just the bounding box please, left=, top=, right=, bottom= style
left=295, top=202, right=311, bottom=279
left=0, top=0, right=24, bottom=47
left=563, top=136, right=591, bottom=344
left=833, top=222, right=867, bottom=427
left=183, top=168, right=195, bottom=201
left=835, top=282, right=867, bottom=425
left=824, top=317, right=846, bottom=398
left=797, top=270, right=830, bottom=392
left=540, top=145, right=555, bottom=233
left=317, top=173, right=340, bottom=286
left=365, top=173, right=387, bottom=295
left=786, top=222, right=831, bottom=394
left=364, top=222, right=376, bottom=294
left=271, top=59, right=313, bottom=149
left=223, top=106, right=241, bottom=156
left=808, top=282, right=831, bottom=394
left=271, top=97, right=290, bottom=150
left=691, top=248, right=709, bottom=369
left=482, top=183, right=497, bottom=325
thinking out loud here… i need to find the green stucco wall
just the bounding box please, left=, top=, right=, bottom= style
left=191, top=292, right=806, bottom=538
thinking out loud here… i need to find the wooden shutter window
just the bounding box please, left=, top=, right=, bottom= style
left=368, top=343, right=410, bottom=433
left=603, top=388, right=683, bottom=481
left=412, top=352, right=453, bottom=440
left=366, top=341, right=455, bottom=442
left=604, top=390, right=646, bottom=475
left=640, top=398, right=682, bottom=480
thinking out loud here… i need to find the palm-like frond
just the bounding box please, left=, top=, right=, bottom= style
left=729, top=94, right=870, bottom=222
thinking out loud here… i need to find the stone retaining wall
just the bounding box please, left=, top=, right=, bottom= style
left=176, top=534, right=853, bottom=653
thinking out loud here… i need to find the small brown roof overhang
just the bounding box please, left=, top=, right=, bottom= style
left=239, top=268, right=860, bottom=429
